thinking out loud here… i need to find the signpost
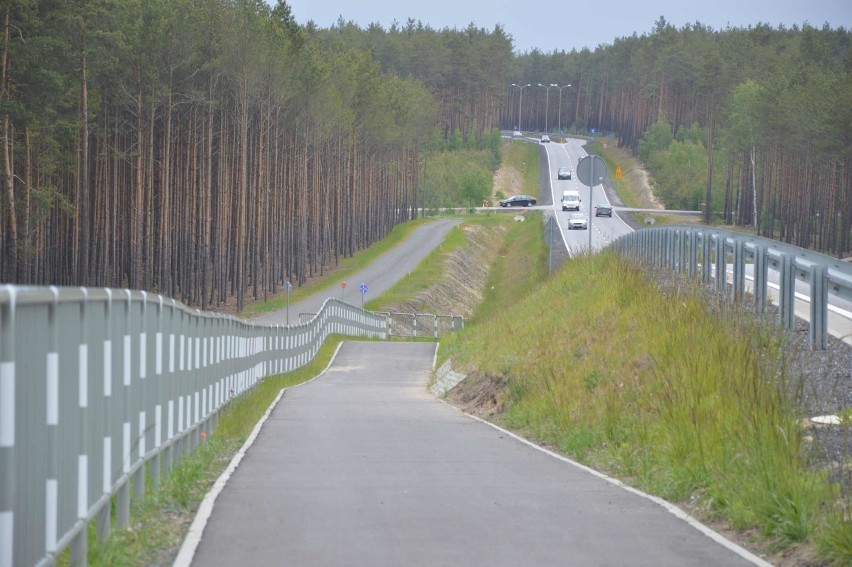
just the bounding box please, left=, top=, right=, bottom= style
left=341, top=281, right=347, bottom=300
left=285, top=281, right=292, bottom=325
left=577, top=155, right=609, bottom=252
left=359, top=282, right=368, bottom=309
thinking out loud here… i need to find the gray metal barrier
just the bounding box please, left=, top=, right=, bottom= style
left=300, top=312, right=465, bottom=338
left=0, top=287, right=385, bottom=567
left=612, top=226, right=852, bottom=349
left=380, top=313, right=466, bottom=338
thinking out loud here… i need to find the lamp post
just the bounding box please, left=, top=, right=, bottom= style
left=538, top=83, right=558, bottom=134
left=557, top=84, right=572, bottom=134
left=511, top=83, right=531, bottom=132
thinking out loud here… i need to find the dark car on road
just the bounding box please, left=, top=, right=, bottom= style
left=557, top=167, right=572, bottom=180
left=499, top=194, right=537, bottom=207
left=595, top=204, right=613, bottom=217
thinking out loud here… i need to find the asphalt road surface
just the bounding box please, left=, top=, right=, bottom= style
left=251, top=218, right=461, bottom=325
left=180, top=342, right=766, bottom=567
left=542, top=138, right=635, bottom=256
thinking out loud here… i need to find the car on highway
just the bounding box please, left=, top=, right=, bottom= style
left=512, top=130, right=523, bottom=138
left=594, top=204, right=613, bottom=217
left=499, top=194, right=537, bottom=207
left=540, top=135, right=551, bottom=143
left=561, top=190, right=581, bottom=211
left=557, top=167, right=572, bottom=180
left=567, top=212, right=588, bottom=230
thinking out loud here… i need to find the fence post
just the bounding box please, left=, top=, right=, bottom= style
left=810, top=264, right=828, bottom=350
left=71, top=289, right=90, bottom=565
left=754, top=246, right=767, bottom=312
left=0, top=287, right=16, bottom=567
left=715, top=236, right=726, bottom=294
left=733, top=239, right=745, bottom=302
left=780, top=254, right=796, bottom=331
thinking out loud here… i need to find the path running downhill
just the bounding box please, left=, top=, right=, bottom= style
left=180, top=342, right=766, bottom=567
left=252, top=219, right=461, bottom=325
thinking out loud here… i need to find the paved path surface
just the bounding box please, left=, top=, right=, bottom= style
left=185, top=342, right=763, bottom=567
left=252, top=219, right=461, bottom=325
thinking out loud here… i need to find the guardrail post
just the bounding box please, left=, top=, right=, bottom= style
left=117, top=291, right=131, bottom=529
left=97, top=290, right=113, bottom=543
left=701, top=231, right=711, bottom=282
left=733, top=239, right=745, bottom=302
left=715, top=236, right=726, bottom=294
left=754, top=245, right=768, bottom=312
left=687, top=230, right=697, bottom=278
left=779, top=254, right=796, bottom=330
left=46, top=288, right=60, bottom=558
left=810, top=265, right=828, bottom=350
left=0, top=288, right=16, bottom=567
left=71, top=290, right=90, bottom=565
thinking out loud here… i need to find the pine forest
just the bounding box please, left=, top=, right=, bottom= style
left=0, top=1, right=849, bottom=310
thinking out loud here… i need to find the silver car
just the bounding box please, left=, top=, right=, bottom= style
left=567, top=212, right=588, bottom=230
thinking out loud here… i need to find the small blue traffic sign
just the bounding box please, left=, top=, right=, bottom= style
left=359, top=283, right=368, bottom=294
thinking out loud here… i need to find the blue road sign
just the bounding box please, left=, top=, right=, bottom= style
left=359, top=283, right=368, bottom=294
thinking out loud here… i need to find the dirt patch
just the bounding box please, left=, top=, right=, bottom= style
left=492, top=163, right=523, bottom=199
left=378, top=222, right=506, bottom=318
left=444, top=370, right=508, bottom=418
left=599, top=143, right=662, bottom=210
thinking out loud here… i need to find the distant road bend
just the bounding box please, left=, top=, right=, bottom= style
left=252, top=218, right=461, bottom=324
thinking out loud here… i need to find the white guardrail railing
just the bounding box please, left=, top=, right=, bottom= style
left=0, top=287, right=386, bottom=567
left=612, top=225, right=852, bottom=350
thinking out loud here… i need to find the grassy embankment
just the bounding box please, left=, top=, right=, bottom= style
left=492, top=138, right=542, bottom=202
left=439, top=247, right=851, bottom=564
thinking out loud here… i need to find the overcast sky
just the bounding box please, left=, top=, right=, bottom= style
left=280, top=0, right=851, bottom=54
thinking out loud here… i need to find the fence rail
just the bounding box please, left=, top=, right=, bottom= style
left=299, top=311, right=465, bottom=338
left=612, top=225, right=852, bottom=349
left=0, top=287, right=385, bottom=567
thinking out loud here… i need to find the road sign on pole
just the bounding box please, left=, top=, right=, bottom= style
left=359, top=283, right=368, bottom=309
left=577, top=155, right=609, bottom=253
left=341, top=281, right=347, bottom=300
left=286, top=281, right=292, bottom=325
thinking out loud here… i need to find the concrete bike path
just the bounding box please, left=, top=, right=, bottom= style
left=252, top=218, right=461, bottom=325
left=180, top=342, right=766, bottom=567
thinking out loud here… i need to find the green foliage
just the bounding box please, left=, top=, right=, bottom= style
left=638, top=120, right=674, bottom=164
left=443, top=251, right=841, bottom=557
left=650, top=139, right=708, bottom=210
left=420, top=150, right=494, bottom=209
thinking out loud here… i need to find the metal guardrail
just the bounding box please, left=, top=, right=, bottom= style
left=380, top=312, right=465, bottom=338
left=0, top=287, right=385, bottom=567
left=612, top=225, right=852, bottom=349
left=299, top=312, right=465, bottom=338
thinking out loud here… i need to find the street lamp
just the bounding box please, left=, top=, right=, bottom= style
left=511, top=83, right=531, bottom=132
left=557, top=84, right=572, bottom=134
left=538, top=83, right=558, bottom=133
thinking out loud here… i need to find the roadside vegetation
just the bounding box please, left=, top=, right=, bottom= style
left=493, top=139, right=543, bottom=202
left=439, top=250, right=851, bottom=565
left=419, top=128, right=504, bottom=210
